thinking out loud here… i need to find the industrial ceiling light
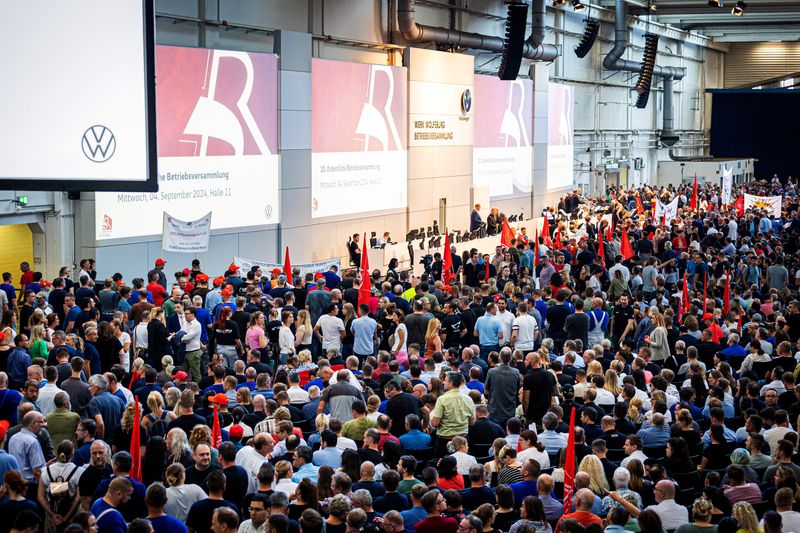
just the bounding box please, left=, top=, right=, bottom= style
left=708, top=0, right=722, bottom=7
left=553, top=0, right=567, bottom=5
left=731, top=1, right=746, bottom=15
left=572, top=0, right=585, bottom=10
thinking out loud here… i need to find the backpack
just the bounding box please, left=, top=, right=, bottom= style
left=146, top=410, right=169, bottom=438
left=47, top=463, right=79, bottom=516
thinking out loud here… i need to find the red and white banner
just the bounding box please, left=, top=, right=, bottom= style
left=472, top=76, right=533, bottom=197
left=311, top=59, right=408, bottom=219
left=96, top=46, right=280, bottom=240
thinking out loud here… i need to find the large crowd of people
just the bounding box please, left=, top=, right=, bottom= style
left=1, top=175, right=800, bottom=533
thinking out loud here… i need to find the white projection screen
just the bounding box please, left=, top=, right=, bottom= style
left=94, top=46, right=280, bottom=240
left=311, top=59, right=408, bottom=219
left=473, top=75, right=533, bottom=198
left=0, top=0, right=157, bottom=191
left=547, top=83, right=575, bottom=190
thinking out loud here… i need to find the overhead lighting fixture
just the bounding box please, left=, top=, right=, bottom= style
left=572, top=0, right=585, bottom=10
left=708, top=0, right=722, bottom=6
left=731, top=1, right=746, bottom=15
left=553, top=0, right=567, bottom=5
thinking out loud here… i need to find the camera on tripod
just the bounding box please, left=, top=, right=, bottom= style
left=419, top=254, right=433, bottom=275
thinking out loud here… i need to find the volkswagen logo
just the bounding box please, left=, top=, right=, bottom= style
left=265, top=205, right=273, bottom=219
left=461, top=89, right=472, bottom=115
left=81, top=125, right=116, bottom=163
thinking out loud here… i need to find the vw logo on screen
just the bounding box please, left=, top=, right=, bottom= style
left=461, top=89, right=472, bottom=116
left=81, top=125, right=116, bottom=163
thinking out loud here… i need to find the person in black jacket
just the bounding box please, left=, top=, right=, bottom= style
left=147, top=308, right=170, bottom=371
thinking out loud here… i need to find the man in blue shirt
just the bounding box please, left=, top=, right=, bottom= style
left=7, top=335, right=31, bottom=390
left=145, top=482, right=188, bottom=533
left=474, top=302, right=503, bottom=360
left=636, top=412, right=671, bottom=447
left=88, top=374, right=125, bottom=444
left=399, top=414, right=431, bottom=451
left=400, top=484, right=429, bottom=533
left=351, top=304, right=377, bottom=362
left=91, top=477, right=133, bottom=533
left=291, top=446, right=320, bottom=483
left=312, top=429, right=344, bottom=468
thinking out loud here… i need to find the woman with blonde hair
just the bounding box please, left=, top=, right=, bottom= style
left=307, top=413, right=330, bottom=450
left=113, top=401, right=143, bottom=454
left=236, top=387, right=253, bottom=413
left=604, top=369, right=622, bottom=397
left=29, top=324, right=50, bottom=359
left=450, top=436, right=478, bottom=475
left=294, top=310, right=313, bottom=352
left=296, top=349, right=317, bottom=371
left=142, top=390, right=177, bottom=438
left=578, top=455, right=610, bottom=497
left=732, top=502, right=760, bottom=533
left=366, top=395, right=381, bottom=421
left=586, top=360, right=603, bottom=378
left=38, top=440, right=80, bottom=530
left=391, top=310, right=408, bottom=365
left=164, top=387, right=181, bottom=412
left=485, top=437, right=509, bottom=478
left=341, top=303, right=356, bottom=357
left=157, top=355, right=174, bottom=384
left=165, top=428, right=192, bottom=466
left=164, top=463, right=207, bottom=521
left=424, top=318, right=442, bottom=358
left=274, top=460, right=298, bottom=496
left=645, top=312, right=670, bottom=362
left=246, top=311, right=269, bottom=353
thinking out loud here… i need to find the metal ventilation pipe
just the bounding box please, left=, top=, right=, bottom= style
left=398, top=0, right=558, bottom=61
left=603, top=0, right=686, bottom=147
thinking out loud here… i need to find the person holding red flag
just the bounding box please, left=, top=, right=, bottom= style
left=500, top=218, right=515, bottom=248
left=690, top=174, right=698, bottom=212
left=442, top=229, right=454, bottom=283
left=620, top=229, right=634, bottom=261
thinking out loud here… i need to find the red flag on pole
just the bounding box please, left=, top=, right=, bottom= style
left=620, top=230, right=634, bottom=260
left=358, top=233, right=371, bottom=315
left=128, top=370, right=140, bottom=390
left=533, top=230, right=539, bottom=268
left=738, top=307, right=743, bottom=331
left=283, top=247, right=293, bottom=285
left=607, top=219, right=614, bottom=242
left=562, top=408, right=577, bottom=515
left=636, top=195, right=644, bottom=216
left=501, top=219, right=515, bottom=248
left=691, top=174, right=698, bottom=212
left=541, top=217, right=553, bottom=248
left=443, top=229, right=453, bottom=283
left=553, top=226, right=562, bottom=250
left=130, top=400, right=142, bottom=482
left=597, top=231, right=606, bottom=267
left=702, top=271, right=708, bottom=316
left=723, top=270, right=731, bottom=315
left=680, top=274, right=690, bottom=325
left=212, top=404, right=222, bottom=448
left=734, top=195, right=744, bottom=217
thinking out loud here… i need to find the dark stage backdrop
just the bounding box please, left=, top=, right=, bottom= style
left=709, top=89, right=800, bottom=180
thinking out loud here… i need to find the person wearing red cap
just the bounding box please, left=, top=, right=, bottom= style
left=204, top=277, right=225, bottom=316
left=192, top=274, right=211, bottom=308
left=146, top=272, right=169, bottom=308
left=224, top=264, right=244, bottom=295
left=0, top=420, right=21, bottom=481
left=148, top=259, right=168, bottom=290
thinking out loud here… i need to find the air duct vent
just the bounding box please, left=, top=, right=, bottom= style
left=634, top=32, right=659, bottom=108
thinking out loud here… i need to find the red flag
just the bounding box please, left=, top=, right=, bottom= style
left=541, top=217, right=553, bottom=248
left=690, top=174, right=698, bottom=212
left=128, top=370, right=140, bottom=390
left=606, top=219, right=613, bottom=242
left=562, top=407, right=577, bottom=515
left=553, top=227, right=562, bottom=250
left=501, top=219, right=515, bottom=248
left=485, top=259, right=490, bottom=281
left=533, top=230, right=539, bottom=268
left=358, top=234, right=371, bottom=315
left=620, top=230, right=634, bottom=260
left=636, top=195, right=644, bottom=216
left=723, top=270, right=731, bottom=315
left=130, top=400, right=142, bottom=481
left=734, top=195, right=744, bottom=217
left=597, top=231, right=606, bottom=267
left=702, top=271, right=708, bottom=316
left=680, top=274, right=690, bottom=325
left=443, top=229, right=453, bottom=283
left=738, top=307, right=743, bottom=331
left=212, top=404, right=222, bottom=448
left=283, top=247, right=293, bottom=285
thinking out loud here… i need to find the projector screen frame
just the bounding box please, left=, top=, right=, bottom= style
left=0, top=0, right=158, bottom=192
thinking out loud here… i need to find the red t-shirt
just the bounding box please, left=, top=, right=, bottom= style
left=415, top=516, right=458, bottom=533
left=20, top=270, right=33, bottom=292
left=147, top=281, right=168, bottom=307
left=438, top=475, right=465, bottom=492
left=557, top=510, right=603, bottom=529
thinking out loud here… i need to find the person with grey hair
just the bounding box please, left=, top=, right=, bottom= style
left=88, top=373, right=124, bottom=442
left=458, top=515, right=483, bottom=533
left=484, top=345, right=521, bottom=428
left=601, top=467, right=641, bottom=515
left=8, top=410, right=46, bottom=482
left=352, top=489, right=381, bottom=521
left=382, top=510, right=405, bottom=533
left=636, top=412, right=670, bottom=447
left=459, top=465, right=496, bottom=510
left=538, top=412, right=567, bottom=454
left=557, top=488, right=603, bottom=528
